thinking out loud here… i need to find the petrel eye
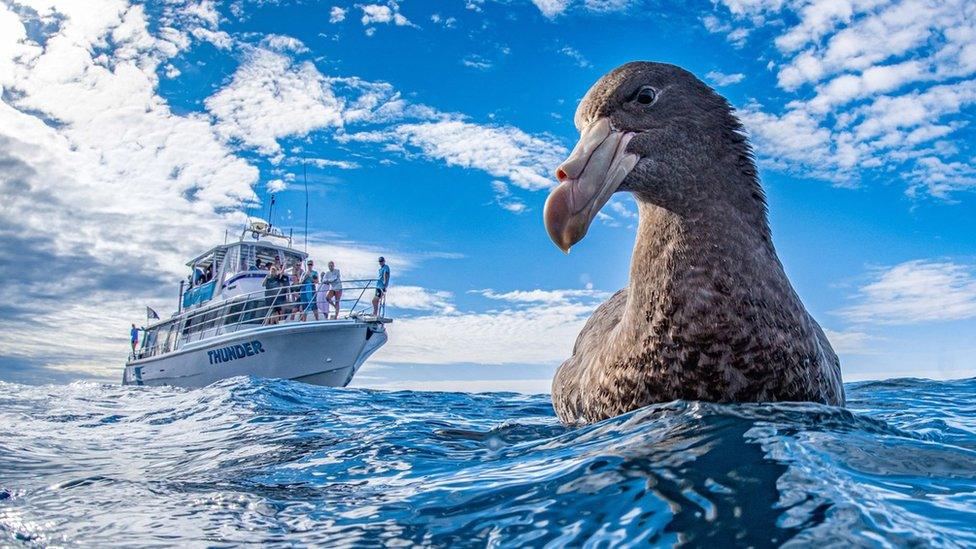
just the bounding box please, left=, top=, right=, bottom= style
left=637, top=86, right=657, bottom=105
left=635, top=87, right=657, bottom=105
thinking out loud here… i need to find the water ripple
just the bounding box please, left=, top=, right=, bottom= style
left=1, top=377, right=975, bottom=547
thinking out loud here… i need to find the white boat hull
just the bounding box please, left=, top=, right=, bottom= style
left=122, top=320, right=387, bottom=388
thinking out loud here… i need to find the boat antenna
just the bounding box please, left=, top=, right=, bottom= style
left=303, top=155, right=309, bottom=253
left=267, top=192, right=276, bottom=230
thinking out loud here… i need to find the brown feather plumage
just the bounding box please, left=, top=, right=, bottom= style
left=551, top=62, right=844, bottom=425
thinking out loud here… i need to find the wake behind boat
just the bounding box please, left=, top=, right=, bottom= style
left=123, top=220, right=391, bottom=388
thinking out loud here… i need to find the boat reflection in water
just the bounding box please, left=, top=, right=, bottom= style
left=123, top=220, right=390, bottom=388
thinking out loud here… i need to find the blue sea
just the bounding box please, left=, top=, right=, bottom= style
left=1, top=377, right=975, bottom=547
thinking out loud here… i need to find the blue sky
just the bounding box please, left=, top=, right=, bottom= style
left=1, top=0, right=975, bottom=390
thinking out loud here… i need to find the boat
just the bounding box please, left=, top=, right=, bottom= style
left=123, top=220, right=391, bottom=388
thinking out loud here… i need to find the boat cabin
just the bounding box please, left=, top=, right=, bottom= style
left=182, top=222, right=307, bottom=310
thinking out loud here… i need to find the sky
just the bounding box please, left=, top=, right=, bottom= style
left=1, top=0, right=975, bottom=392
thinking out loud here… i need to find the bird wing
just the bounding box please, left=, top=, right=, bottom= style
left=810, top=316, right=846, bottom=406
left=552, top=287, right=628, bottom=423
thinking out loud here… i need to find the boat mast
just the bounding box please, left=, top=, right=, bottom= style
left=303, top=156, right=309, bottom=254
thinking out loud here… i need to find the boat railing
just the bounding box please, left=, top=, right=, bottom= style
left=130, top=279, right=388, bottom=361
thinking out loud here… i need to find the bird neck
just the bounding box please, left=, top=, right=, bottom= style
left=619, top=195, right=783, bottom=341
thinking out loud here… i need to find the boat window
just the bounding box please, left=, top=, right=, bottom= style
left=237, top=244, right=280, bottom=271
left=225, top=296, right=267, bottom=326
left=283, top=251, right=304, bottom=269
left=181, top=312, right=198, bottom=337
left=142, top=327, right=158, bottom=357
left=190, top=252, right=217, bottom=287
left=201, top=305, right=226, bottom=334
left=256, top=246, right=279, bottom=267
left=162, top=322, right=177, bottom=353
left=223, top=245, right=241, bottom=276
left=237, top=244, right=254, bottom=272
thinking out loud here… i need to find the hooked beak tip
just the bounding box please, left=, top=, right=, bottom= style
left=544, top=182, right=583, bottom=253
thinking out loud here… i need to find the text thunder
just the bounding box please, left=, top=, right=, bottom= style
left=208, top=341, right=266, bottom=364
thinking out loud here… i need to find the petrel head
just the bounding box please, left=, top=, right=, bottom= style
left=544, top=61, right=750, bottom=252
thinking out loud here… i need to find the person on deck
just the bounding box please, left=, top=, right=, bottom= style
left=316, top=269, right=330, bottom=318
left=322, top=261, right=343, bottom=320
left=299, top=260, right=319, bottom=321
left=372, top=257, right=390, bottom=317
left=130, top=324, right=139, bottom=354
left=250, top=259, right=262, bottom=271
left=289, top=263, right=303, bottom=320
left=262, top=266, right=285, bottom=325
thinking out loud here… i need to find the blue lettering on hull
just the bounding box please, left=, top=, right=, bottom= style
left=208, top=340, right=266, bottom=365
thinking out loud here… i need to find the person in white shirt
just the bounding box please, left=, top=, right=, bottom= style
left=322, top=261, right=343, bottom=319
left=316, top=268, right=330, bottom=319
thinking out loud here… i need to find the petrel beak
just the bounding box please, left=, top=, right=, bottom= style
left=543, top=117, right=638, bottom=253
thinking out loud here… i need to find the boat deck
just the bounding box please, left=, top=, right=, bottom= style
left=131, top=280, right=390, bottom=363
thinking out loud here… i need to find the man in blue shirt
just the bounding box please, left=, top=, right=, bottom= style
left=372, top=256, right=390, bottom=316
left=130, top=324, right=139, bottom=354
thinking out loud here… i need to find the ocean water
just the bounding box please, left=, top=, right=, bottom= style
left=1, top=377, right=975, bottom=547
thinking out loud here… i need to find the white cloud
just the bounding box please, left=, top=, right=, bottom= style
left=559, top=46, right=591, bottom=67
left=773, top=0, right=955, bottom=91
left=386, top=286, right=456, bottom=313
left=607, top=199, right=637, bottom=220
left=380, top=301, right=596, bottom=365
left=838, top=260, right=976, bottom=324
left=203, top=49, right=564, bottom=193
left=738, top=102, right=841, bottom=176
left=260, top=34, right=309, bottom=53
left=344, top=120, right=566, bottom=190
left=476, top=288, right=609, bottom=303
left=359, top=2, right=414, bottom=28
left=584, top=0, right=633, bottom=12
left=499, top=202, right=528, bottom=214
left=461, top=54, right=493, bottom=70
left=851, top=80, right=976, bottom=141
left=823, top=328, right=872, bottom=354
left=355, top=285, right=609, bottom=368
left=701, top=14, right=751, bottom=48
left=267, top=178, right=288, bottom=192
left=709, top=0, right=976, bottom=198
left=532, top=0, right=572, bottom=18
left=0, top=0, right=258, bottom=378
left=596, top=211, right=619, bottom=227
left=528, top=0, right=631, bottom=18
left=908, top=156, right=976, bottom=198
left=305, top=157, right=361, bottom=170
left=331, top=77, right=440, bottom=125
left=205, top=48, right=345, bottom=157
left=706, top=70, right=746, bottom=86
left=490, top=180, right=528, bottom=213
left=329, top=6, right=347, bottom=23
left=804, top=60, right=927, bottom=114
left=190, top=27, right=233, bottom=49
left=430, top=13, right=457, bottom=28
left=304, top=237, right=415, bottom=280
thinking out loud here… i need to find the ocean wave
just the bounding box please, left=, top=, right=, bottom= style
left=1, top=377, right=975, bottom=547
